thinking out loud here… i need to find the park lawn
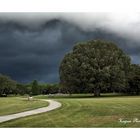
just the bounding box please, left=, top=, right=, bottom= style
left=0, top=95, right=140, bottom=127
left=0, top=97, right=49, bottom=116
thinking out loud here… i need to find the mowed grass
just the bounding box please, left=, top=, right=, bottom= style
left=0, top=95, right=140, bottom=127
left=0, top=97, right=49, bottom=116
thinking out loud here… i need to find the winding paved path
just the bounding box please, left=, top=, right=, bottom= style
left=0, top=99, right=61, bottom=123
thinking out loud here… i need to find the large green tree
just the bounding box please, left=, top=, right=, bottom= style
left=59, top=40, right=131, bottom=96
left=0, top=74, right=17, bottom=96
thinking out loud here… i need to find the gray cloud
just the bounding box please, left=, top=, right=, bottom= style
left=1, top=13, right=140, bottom=40
left=0, top=13, right=139, bottom=83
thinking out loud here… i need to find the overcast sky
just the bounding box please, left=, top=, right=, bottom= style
left=0, top=13, right=140, bottom=83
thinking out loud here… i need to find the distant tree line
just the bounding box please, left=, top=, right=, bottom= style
left=0, top=75, right=60, bottom=97
left=0, top=39, right=140, bottom=97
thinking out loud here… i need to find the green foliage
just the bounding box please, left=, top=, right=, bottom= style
left=31, top=80, right=40, bottom=95
left=59, top=40, right=131, bottom=96
left=127, top=64, right=140, bottom=94
left=0, top=74, right=17, bottom=96
left=41, top=83, right=60, bottom=94
left=16, top=83, right=31, bottom=95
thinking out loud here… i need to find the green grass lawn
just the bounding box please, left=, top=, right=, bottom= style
left=0, top=97, right=49, bottom=116
left=0, top=94, right=140, bottom=127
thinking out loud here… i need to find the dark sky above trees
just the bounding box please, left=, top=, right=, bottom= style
left=0, top=13, right=140, bottom=83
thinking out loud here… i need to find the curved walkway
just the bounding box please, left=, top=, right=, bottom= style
left=0, top=99, right=61, bottom=123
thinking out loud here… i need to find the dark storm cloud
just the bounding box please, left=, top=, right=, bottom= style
left=0, top=13, right=140, bottom=83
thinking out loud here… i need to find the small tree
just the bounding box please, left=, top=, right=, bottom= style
left=31, top=80, right=40, bottom=96
left=0, top=74, right=17, bottom=96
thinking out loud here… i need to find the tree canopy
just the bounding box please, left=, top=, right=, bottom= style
left=0, top=74, right=17, bottom=96
left=127, top=64, right=140, bottom=94
left=31, top=80, right=40, bottom=95
left=59, top=40, right=131, bottom=96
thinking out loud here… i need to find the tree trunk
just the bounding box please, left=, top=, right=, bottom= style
left=94, top=88, right=101, bottom=97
